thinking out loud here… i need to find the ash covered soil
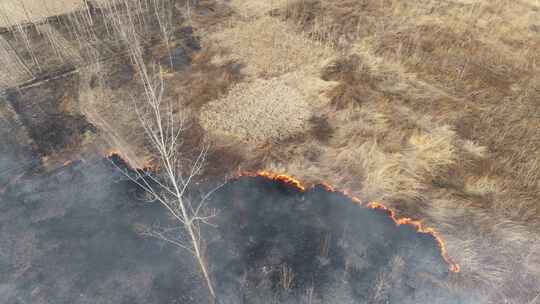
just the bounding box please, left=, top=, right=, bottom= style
left=0, top=158, right=467, bottom=304
left=0, top=159, right=208, bottom=304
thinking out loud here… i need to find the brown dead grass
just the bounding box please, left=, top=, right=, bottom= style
left=168, top=49, right=244, bottom=110
left=208, top=14, right=335, bottom=78
left=217, top=0, right=540, bottom=302
left=200, top=76, right=312, bottom=143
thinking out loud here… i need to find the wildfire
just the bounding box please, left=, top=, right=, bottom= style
left=105, top=148, right=123, bottom=158
left=104, top=148, right=157, bottom=171
left=83, top=151, right=462, bottom=274
left=318, top=181, right=362, bottom=204
left=239, top=170, right=306, bottom=191
left=367, top=202, right=460, bottom=273
left=236, top=170, right=460, bottom=273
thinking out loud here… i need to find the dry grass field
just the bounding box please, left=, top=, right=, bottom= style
left=196, top=0, right=540, bottom=302
left=1, top=0, right=539, bottom=302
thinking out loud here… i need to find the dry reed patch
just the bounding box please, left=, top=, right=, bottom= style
left=199, top=76, right=312, bottom=144
left=277, top=0, right=473, bottom=49
left=208, top=15, right=335, bottom=77
left=79, top=74, right=151, bottom=169
left=320, top=55, right=387, bottom=108
left=406, top=126, right=457, bottom=178
left=279, top=0, right=540, bottom=73
left=350, top=37, right=540, bottom=222
left=370, top=24, right=525, bottom=98
left=0, top=0, right=83, bottom=27
left=206, top=0, right=540, bottom=300
left=0, top=37, right=33, bottom=89
left=276, top=0, right=391, bottom=48
left=262, top=101, right=463, bottom=203
left=446, top=0, right=540, bottom=56
left=229, top=0, right=290, bottom=18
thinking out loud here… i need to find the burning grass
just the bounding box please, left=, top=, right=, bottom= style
left=205, top=171, right=463, bottom=303
left=233, top=171, right=461, bottom=274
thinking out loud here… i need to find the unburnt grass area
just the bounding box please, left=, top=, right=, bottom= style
left=212, top=1, right=540, bottom=302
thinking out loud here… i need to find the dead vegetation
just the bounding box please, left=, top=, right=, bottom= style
left=196, top=0, right=540, bottom=302
left=208, top=12, right=335, bottom=78
left=199, top=76, right=313, bottom=143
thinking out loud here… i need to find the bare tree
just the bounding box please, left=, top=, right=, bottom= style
left=109, top=7, right=218, bottom=300
left=151, top=0, right=175, bottom=68
left=120, top=64, right=218, bottom=301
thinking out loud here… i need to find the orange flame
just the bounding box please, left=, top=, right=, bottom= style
left=235, top=170, right=460, bottom=273
left=104, top=148, right=157, bottom=171
left=367, top=202, right=460, bottom=273
left=238, top=170, right=306, bottom=192
left=89, top=155, right=461, bottom=274
left=105, top=148, right=124, bottom=159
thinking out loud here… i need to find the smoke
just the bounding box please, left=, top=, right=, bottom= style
left=0, top=158, right=209, bottom=303
left=203, top=174, right=473, bottom=304
left=0, top=155, right=488, bottom=303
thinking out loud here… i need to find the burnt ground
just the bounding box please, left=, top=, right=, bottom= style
left=0, top=159, right=209, bottom=304
left=4, top=74, right=95, bottom=157
left=205, top=176, right=470, bottom=304
left=0, top=156, right=470, bottom=303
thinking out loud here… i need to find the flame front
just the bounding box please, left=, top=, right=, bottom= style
left=367, top=202, right=460, bottom=273
left=105, top=148, right=157, bottom=171
left=92, top=154, right=462, bottom=274
left=236, top=171, right=460, bottom=273
left=239, top=170, right=306, bottom=192
left=105, top=148, right=123, bottom=158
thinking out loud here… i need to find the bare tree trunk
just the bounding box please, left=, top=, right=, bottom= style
left=108, top=6, right=218, bottom=300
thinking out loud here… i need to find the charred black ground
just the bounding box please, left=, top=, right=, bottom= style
left=0, top=159, right=209, bottom=304
left=0, top=157, right=468, bottom=303
left=204, top=175, right=465, bottom=304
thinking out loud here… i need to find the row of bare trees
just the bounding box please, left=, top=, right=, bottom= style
left=0, top=0, right=193, bottom=89
left=1, top=0, right=219, bottom=301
